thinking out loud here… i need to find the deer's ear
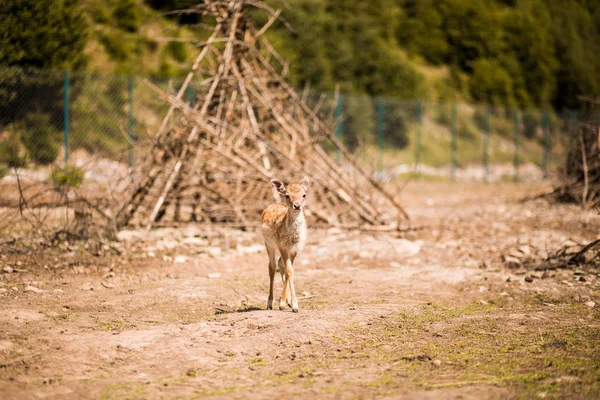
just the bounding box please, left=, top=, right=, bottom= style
left=270, top=179, right=286, bottom=193
left=301, top=176, right=309, bottom=190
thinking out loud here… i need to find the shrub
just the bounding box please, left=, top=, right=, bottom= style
left=0, top=129, right=26, bottom=167
left=17, top=112, right=61, bottom=165
left=113, top=0, right=141, bottom=33
left=51, top=164, right=84, bottom=188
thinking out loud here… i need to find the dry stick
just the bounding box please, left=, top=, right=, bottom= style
left=143, top=10, right=242, bottom=230
left=255, top=8, right=281, bottom=38
left=580, top=130, right=590, bottom=208
left=253, top=51, right=409, bottom=221
left=232, top=63, right=271, bottom=171
left=155, top=22, right=222, bottom=139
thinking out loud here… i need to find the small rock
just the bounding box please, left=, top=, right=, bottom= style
left=390, top=262, right=402, bottom=268
left=236, top=244, right=264, bottom=255
left=525, top=276, right=535, bottom=283
left=479, top=300, right=489, bottom=305
left=101, top=281, right=115, bottom=289
left=208, top=272, right=221, bottom=279
left=579, top=276, right=586, bottom=282
left=103, top=271, right=115, bottom=279
left=478, top=286, right=487, bottom=293
left=174, top=255, right=188, bottom=264
left=147, top=251, right=156, bottom=258
left=24, top=285, right=44, bottom=294
left=503, top=255, right=521, bottom=267
left=0, top=288, right=7, bottom=294
left=518, top=245, right=531, bottom=257
left=11, top=287, right=18, bottom=292
left=432, top=359, right=442, bottom=367
left=585, top=301, right=595, bottom=308
left=53, top=289, right=64, bottom=293
left=395, top=239, right=421, bottom=257
left=207, top=247, right=222, bottom=257
left=80, top=283, right=94, bottom=291
left=2, top=266, right=13, bottom=274
left=500, top=292, right=510, bottom=297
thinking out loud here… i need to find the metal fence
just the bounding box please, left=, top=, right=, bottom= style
left=0, top=67, right=584, bottom=183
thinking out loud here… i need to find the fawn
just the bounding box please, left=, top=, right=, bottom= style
left=261, top=176, right=309, bottom=313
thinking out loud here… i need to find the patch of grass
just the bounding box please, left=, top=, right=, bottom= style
left=51, top=165, right=85, bottom=188
left=342, top=301, right=600, bottom=397
left=53, top=314, right=70, bottom=321
left=99, top=383, right=146, bottom=400
left=95, top=319, right=124, bottom=331
left=248, top=356, right=267, bottom=369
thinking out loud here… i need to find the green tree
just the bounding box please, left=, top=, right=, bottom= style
left=0, top=0, right=88, bottom=70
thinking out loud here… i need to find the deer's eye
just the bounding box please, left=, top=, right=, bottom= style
left=285, top=194, right=290, bottom=199
left=303, top=194, right=306, bottom=198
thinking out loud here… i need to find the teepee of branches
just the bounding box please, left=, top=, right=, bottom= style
left=111, top=0, right=408, bottom=231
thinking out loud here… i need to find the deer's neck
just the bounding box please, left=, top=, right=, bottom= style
left=285, top=208, right=305, bottom=227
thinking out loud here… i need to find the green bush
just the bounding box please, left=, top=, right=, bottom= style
left=522, top=110, right=541, bottom=139
left=382, top=100, right=410, bottom=149
left=100, top=32, right=130, bottom=61
left=470, top=59, right=515, bottom=106
left=0, top=129, right=26, bottom=167
left=51, top=164, right=84, bottom=187
left=113, top=0, right=141, bottom=33
left=167, top=38, right=188, bottom=63
left=17, top=112, right=61, bottom=165
left=342, top=95, right=375, bottom=153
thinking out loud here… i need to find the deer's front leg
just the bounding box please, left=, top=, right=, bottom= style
left=279, top=254, right=290, bottom=311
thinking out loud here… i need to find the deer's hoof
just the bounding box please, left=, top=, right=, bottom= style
left=292, top=308, right=299, bottom=313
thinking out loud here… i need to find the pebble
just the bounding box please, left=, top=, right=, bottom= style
left=208, top=273, right=221, bottom=279
left=432, top=359, right=442, bottom=367
left=24, top=285, right=44, bottom=294
left=585, top=301, right=595, bottom=308
left=174, top=255, right=188, bottom=263
left=80, top=283, right=94, bottom=291
left=2, top=266, right=13, bottom=273
left=0, top=288, right=7, bottom=294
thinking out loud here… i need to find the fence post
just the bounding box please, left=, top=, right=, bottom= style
left=483, top=105, right=490, bottom=183
left=128, top=76, right=135, bottom=170
left=63, top=71, right=70, bottom=166
left=451, top=103, right=457, bottom=182
left=377, top=99, right=384, bottom=172
left=542, top=111, right=549, bottom=179
left=513, top=109, right=520, bottom=182
left=415, top=101, right=422, bottom=179
left=335, top=95, right=343, bottom=162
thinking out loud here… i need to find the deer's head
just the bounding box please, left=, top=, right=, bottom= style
left=271, top=176, right=309, bottom=211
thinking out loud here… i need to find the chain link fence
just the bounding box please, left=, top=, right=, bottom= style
left=0, top=67, right=583, bottom=185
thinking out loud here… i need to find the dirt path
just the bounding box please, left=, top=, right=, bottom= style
left=1, top=183, right=599, bottom=399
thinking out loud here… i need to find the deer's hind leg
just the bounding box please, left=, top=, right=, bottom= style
left=265, top=243, right=277, bottom=310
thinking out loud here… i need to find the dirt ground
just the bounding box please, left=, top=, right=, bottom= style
left=1, top=182, right=599, bottom=399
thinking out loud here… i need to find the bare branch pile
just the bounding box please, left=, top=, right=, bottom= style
left=554, top=96, right=600, bottom=209
left=112, top=0, right=408, bottom=231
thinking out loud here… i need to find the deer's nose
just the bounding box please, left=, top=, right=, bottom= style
left=293, top=204, right=301, bottom=210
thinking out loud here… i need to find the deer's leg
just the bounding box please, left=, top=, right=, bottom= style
left=280, top=251, right=298, bottom=312
left=278, top=257, right=291, bottom=307
left=288, top=253, right=299, bottom=313
left=266, top=244, right=277, bottom=310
